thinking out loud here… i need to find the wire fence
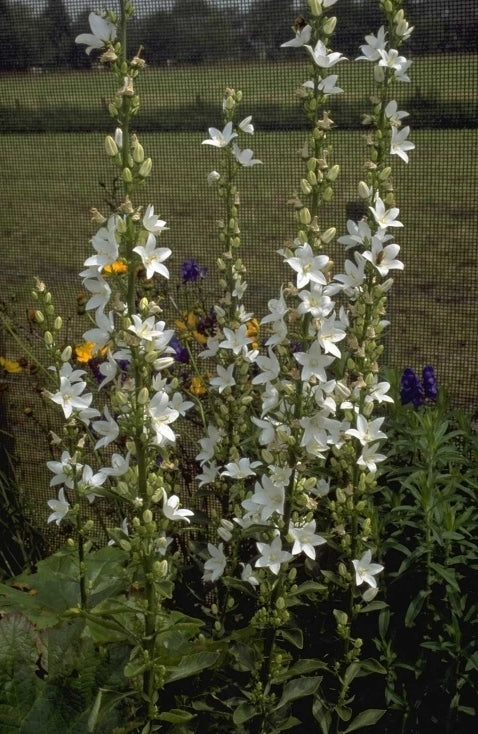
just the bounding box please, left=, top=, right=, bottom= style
left=1, top=0, right=477, bottom=548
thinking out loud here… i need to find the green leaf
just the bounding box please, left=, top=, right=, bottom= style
left=277, top=627, right=303, bottom=649
left=343, top=661, right=360, bottom=688
left=167, top=651, right=220, bottom=683
left=233, top=701, right=257, bottom=725
left=336, top=706, right=352, bottom=722
left=272, top=658, right=327, bottom=683
left=429, top=562, right=460, bottom=591
left=312, top=697, right=331, bottom=734
left=359, top=658, right=387, bottom=676
left=358, top=600, right=388, bottom=614
left=276, top=676, right=321, bottom=710
left=158, top=709, right=195, bottom=724
left=405, top=590, right=430, bottom=627
left=342, top=709, right=386, bottom=732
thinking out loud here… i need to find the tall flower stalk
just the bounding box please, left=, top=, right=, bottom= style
left=34, top=0, right=415, bottom=730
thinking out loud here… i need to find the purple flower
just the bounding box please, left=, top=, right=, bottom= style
left=181, top=259, right=208, bottom=283
left=169, top=335, right=189, bottom=363
left=400, top=367, right=424, bottom=406
left=422, top=365, right=438, bottom=401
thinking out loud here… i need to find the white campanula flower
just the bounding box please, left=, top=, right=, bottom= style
left=142, top=204, right=167, bottom=234
left=83, top=273, right=111, bottom=314
left=369, top=197, right=403, bottom=230
left=294, top=341, right=335, bottom=382
left=289, top=520, right=326, bottom=560
left=378, top=49, right=412, bottom=82
left=384, top=100, right=409, bottom=125
left=281, top=24, right=312, bottom=48
left=148, top=391, right=179, bottom=445
left=362, top=238, right=404, bottom=277
left=251, top=348, right=280, bottom=385
left=240, top=563, right=259, bottom=587
left=133, top=233, right=171, bottom=280
left=196, top=460, right=220, bottom=487
left=47, top=450, right=82, bottom=489
left=346, top=415, right=387, bottom=446
left=92, top=405, right=119, bottom=450
left=100, top=452, right=131, bottom=478
left=334, top=255, right=367, bottom=297
left=207, top=170, right=221, bottom=185
left=255, top=537, right=292, bottom=576
left=249, top=476, right=285, bottom=522
left=49, top=375, right=90, bottom=419
left=209, top=363, right=236, bottom=394
left=303, top=75, right=343, bottom=95
left=84, top=216, right=120, bottom=271
left=304, top=40, right=346, bottom=69
left=390, top=125, right=415, bottom=163
left=232, top=143, right=262, bottom=167
left=338, top=219, right=373, bottom=250
left=316, top=315, right=347, bottom=358
left=75, top=12, right=116, bottom=55
left=285, top=242, right=329, bottom=289
left=219, top=324, right=252, bottom=355
left=357, top=444, right=387, bottom=473
left=203, top=543, right=227, bottom=583
left=261, top=288, right=288, bottom=324
left=238, top=115, right=255, bottom=134
left=297, top=284, right=334, bottom=318
left=162, top=489, right=194, bottom=523
left=47, top=488, right=70, bottom=525
left=356, top=26, right=387, bottom=62
left=221, top=458, right=262, bottom=480
left=352, top=550, right=384, bottom=588
left=202, top=121, right=237, bottom=148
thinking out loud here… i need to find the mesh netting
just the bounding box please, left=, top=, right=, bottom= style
left=1, top=0, right=477, bottom=545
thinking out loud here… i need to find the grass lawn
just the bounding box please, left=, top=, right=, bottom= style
left=2, top=127, right=478, bottom=409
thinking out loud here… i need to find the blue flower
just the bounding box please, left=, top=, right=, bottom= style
left=181, top=259, right=208, bottom=283
left=422, top=365, right=438, bottom=401
left=400, top=367, right=424, bottom=406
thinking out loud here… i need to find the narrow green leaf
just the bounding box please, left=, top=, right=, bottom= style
left=429, top=562, right=460, bottom=591
left=343, top=709, right=386, bottom=732
left=405, top=590, right=430, bottom=627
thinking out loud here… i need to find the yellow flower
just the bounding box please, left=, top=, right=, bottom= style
left=190, top=376, right=208, bottom=396
left=0, top=356, right=22, bottom=373
left=103, top=259, right=128, bottom=275
left=74, top=341, right=108, bottom=363
left=175, top=311, right=207, bottom=345
left=246, top=317, right=260, bottom=349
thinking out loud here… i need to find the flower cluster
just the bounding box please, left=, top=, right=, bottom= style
left=400, top=365, right=438, bottom=406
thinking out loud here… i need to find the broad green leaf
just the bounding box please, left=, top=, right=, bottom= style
left=158, top=709, right=195, bottom=724
left=276, top=676, right=321, bottom=710
left=277, top=627, right=303, bottom=649
left=272, top=658, right=327, bottom=683
left=312, top=697, right=331, bottom=734
left=359, top=658, right=387, bottom=675
left=336, top=706, right=352, bottom=722
left=233, top=701, right=257, bottom=725
left=343, top=709, right=386, bottom=732
left=167, top=651, right=220, bottom=683
left=343, top=661, right=360, bottom=688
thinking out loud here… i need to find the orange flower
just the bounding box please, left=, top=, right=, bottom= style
left=175, top=311, right=207, bottom=345
left=103, top=259, right=128, bottom=275
left=74, top=342, right=106, bottom=363
left=246, top=317, right=260, bottom=349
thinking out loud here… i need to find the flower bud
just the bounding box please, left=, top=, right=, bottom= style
left=61, top=345, right=72, bottom=362
left=327, top=164, right=340, bottom=182
left=138, top=158, right=152, bottom=178
left=300, top=178, right=312, bottom=195
left=53, top=316, right=62, bottom=331
left=224, top=95, right=235, bottom=110
left=322, top=186, right=333, bottom=202
left=379, top=166, right=392, bottom=181
left=34, top=310, right=45, bottom=324
left=44, top=331, right=53, bottom=346
left=105, top=135, right=118, bottom=157
left=137, top=386, right=149, bottom=405
left=122, top=167, right=133, bottom=183
left=323, top=16, right=337, bottom=34
left=307, top=170, right=318, bottom=186
left=358, top=181, right=371, bottom=199
left=133, top=143, right=145, bottom=164
left=235, top=90, right=243, bottom=102
left=321, top=226, right=336, bottom=244
left=298, top=207, right=311, bottom=225
left=308, top=0, right=322, bottom=17
left=143, top=509, right=153, bottom=524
